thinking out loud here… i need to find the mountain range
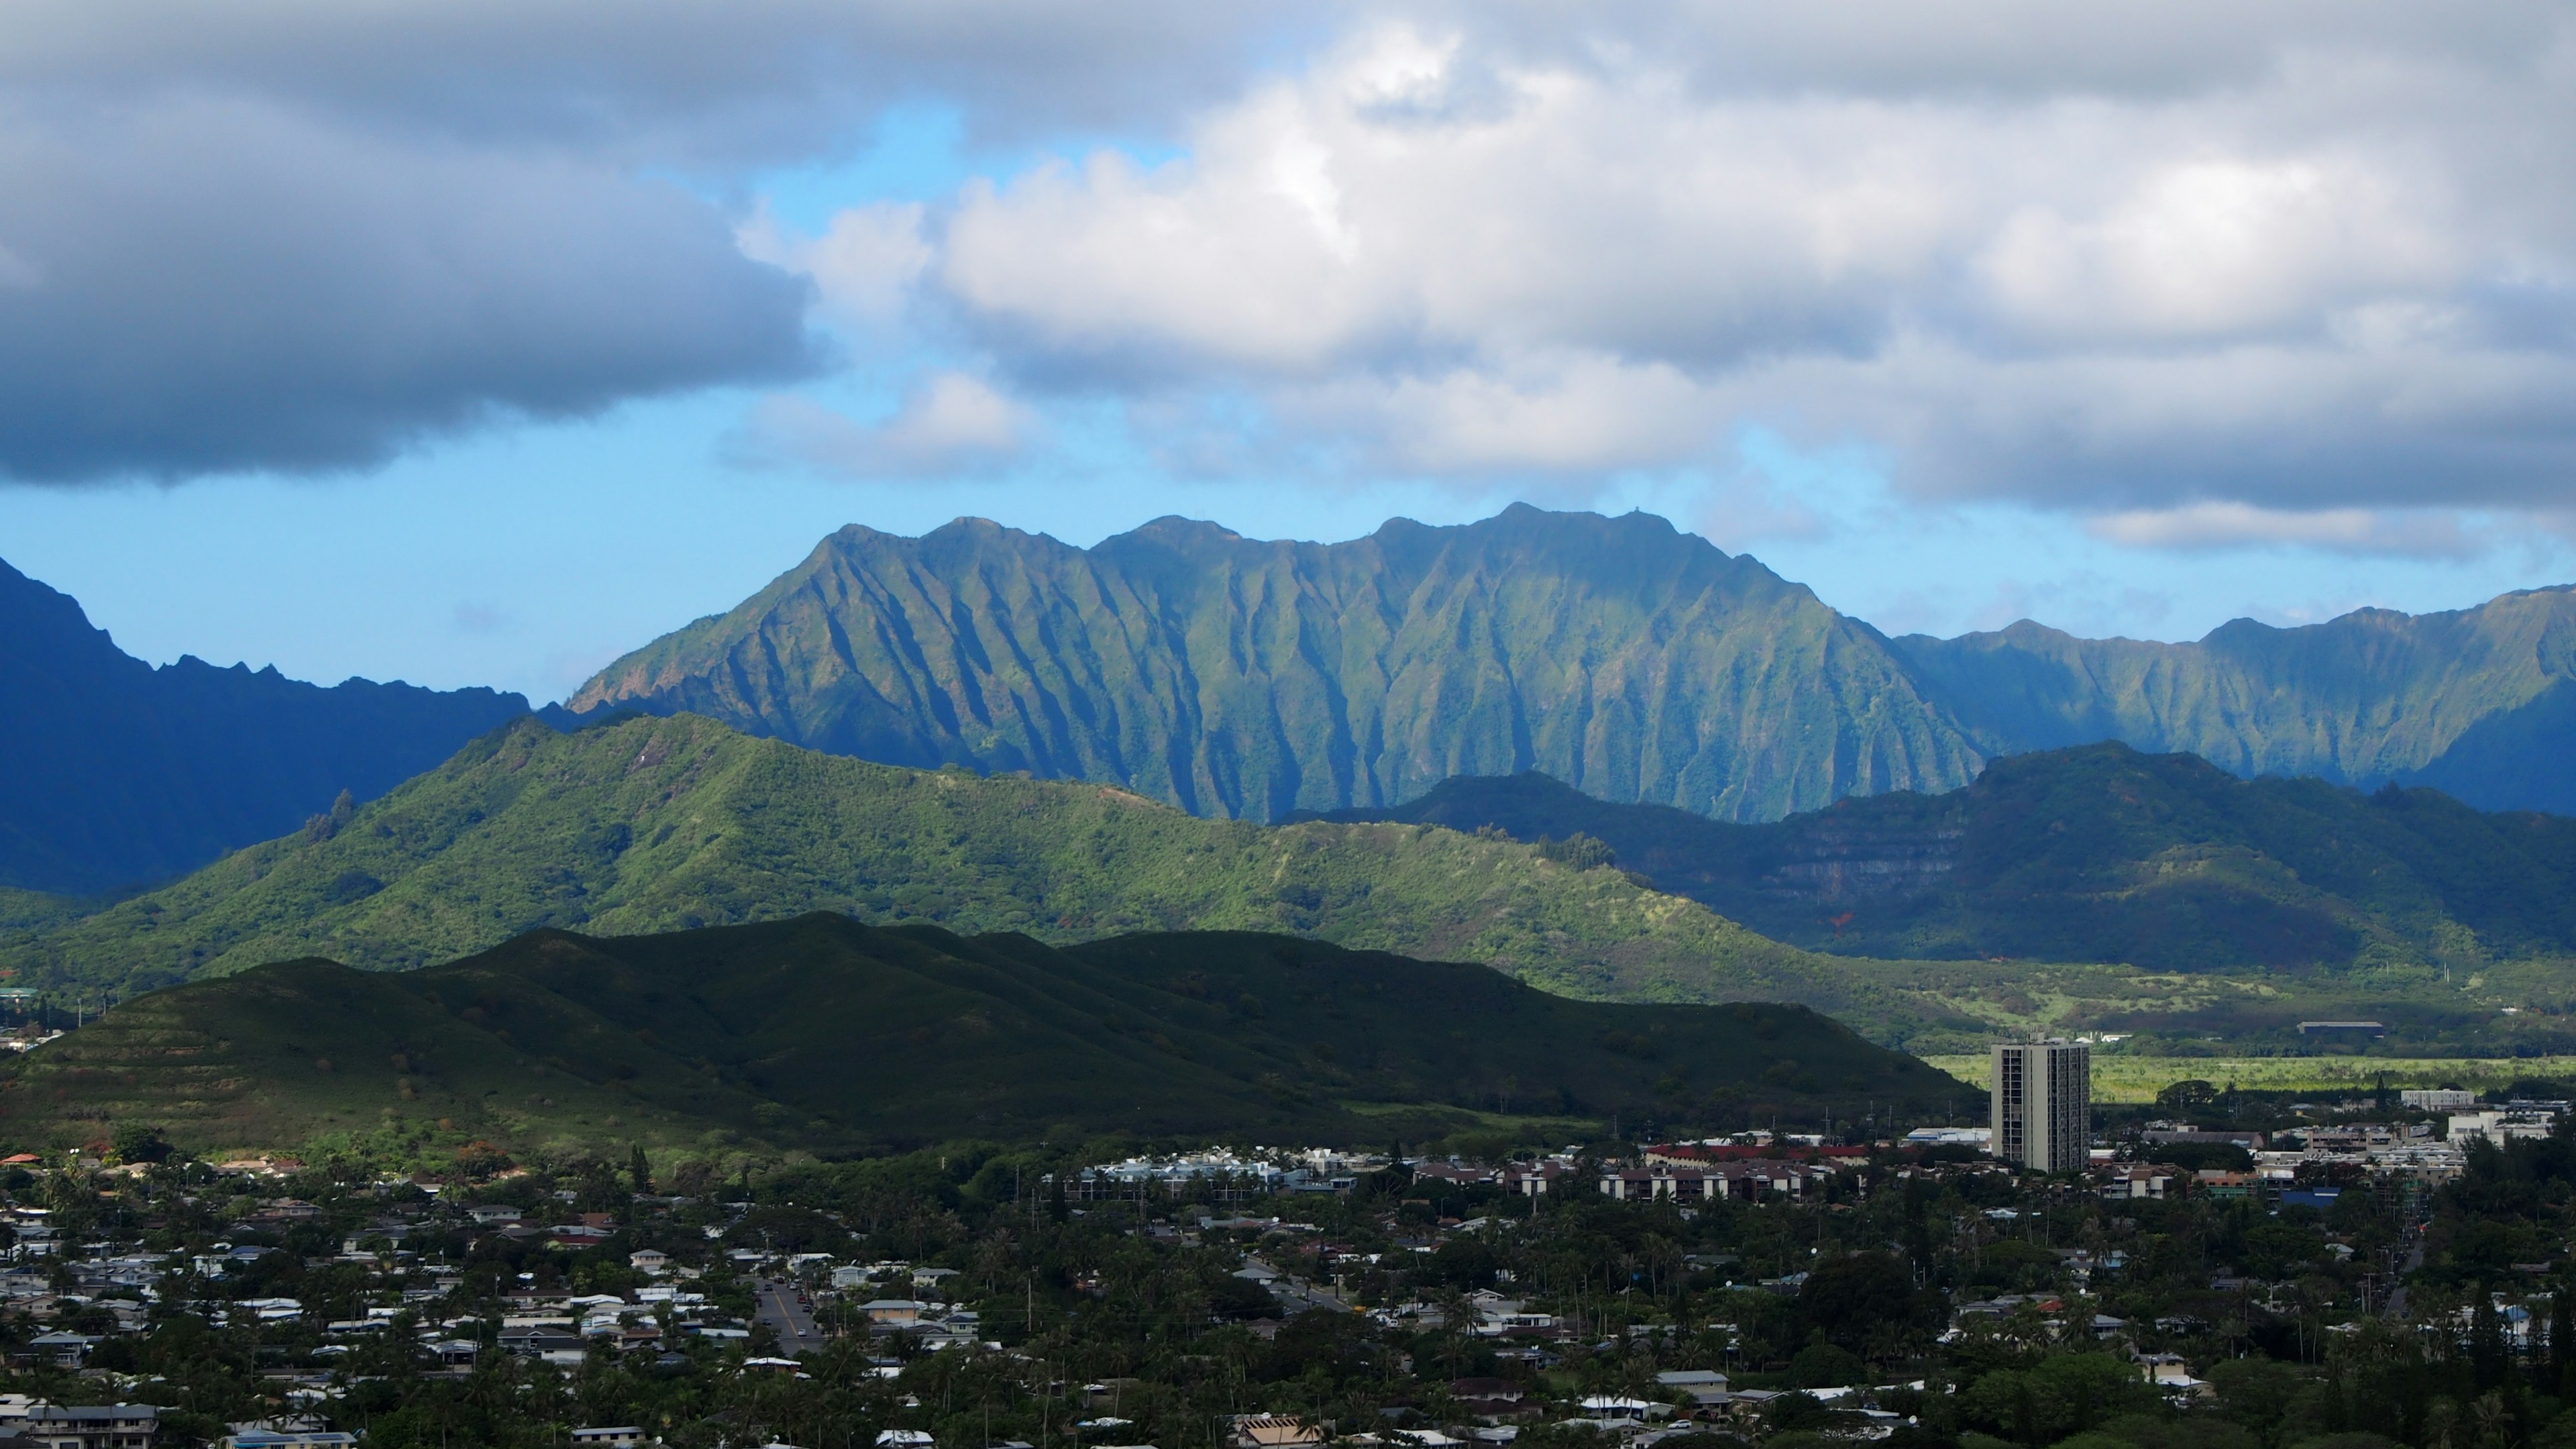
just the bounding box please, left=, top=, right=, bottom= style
left=18, top=706, right=2576, bottom=1055
left=0, top=712, right=1931, bottom=1036
left=1311, top=744, right=2576, bottom=980
left=0, top=913, right=1972, bottom=1154
left=0, top=558, right=532, bottom=896
left=569, top=506, right=2576, bottom=827
left=11, top=507, right=2576, bottom=900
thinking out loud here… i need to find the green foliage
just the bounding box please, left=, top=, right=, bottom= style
left=565, top=508, right=1991, bottom=824
left=1318, top=742, right=2576, bottom=977
left=2157, top=1079, right=2220, bottom=1108
left=108, top=1121, right=168, bottom=1164
left=0, top=713, right=1965, bottom=1042
left=1897, top=592, right=2576, bottom=816
left=1799, top=1250, right=1931, bottom=1354
left=0, top=912, right=1972, bottom=1152
left=563, top=513, right=2576, bottom=841
left=1786, top=1342, right=1867, bottom=1389
left=1957, top=1353, right=2160, bottom=1444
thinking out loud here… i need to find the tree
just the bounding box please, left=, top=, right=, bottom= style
left=111, top=1122, right=170, bottom=1165
left=1799, top=1252, right=1925, bottom=1356
left=630, top=1145, right=653, bottom=1195
left=2157, top=1079, right=2219, bottom=1110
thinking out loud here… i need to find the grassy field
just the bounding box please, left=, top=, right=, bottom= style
left=1921, top=1054, right=2576, bottom=1104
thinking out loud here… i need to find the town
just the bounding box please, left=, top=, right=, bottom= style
left=0, top=1041, right=2569, bottom=1449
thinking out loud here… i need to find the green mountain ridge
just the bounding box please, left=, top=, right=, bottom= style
left=1311, top=742, right=2576, bottom=984
left=567, top=506, right=1989, bottom=822
left=1894, top=590, right=2576, bottom=813
left=0, top=712, right=1960, bottom=1040
left=0, top=914, right=1973, bottom=1154
left=567, top=507, right=2576, bottom=824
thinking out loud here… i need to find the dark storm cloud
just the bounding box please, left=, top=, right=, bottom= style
left=0, top=99, right=816, bottom=481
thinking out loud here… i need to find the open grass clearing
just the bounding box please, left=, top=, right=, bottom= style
left=1919, top=1053, right=2576, bottom=1104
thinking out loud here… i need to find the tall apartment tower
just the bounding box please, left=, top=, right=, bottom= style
left=1991, top=1039, right=2092, bottom=1171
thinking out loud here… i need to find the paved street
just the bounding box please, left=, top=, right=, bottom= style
left=755, top=1276, right=826, bottom=1353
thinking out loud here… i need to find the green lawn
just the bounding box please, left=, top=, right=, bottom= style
left=1920, top=1053, right=2576, bottom=1104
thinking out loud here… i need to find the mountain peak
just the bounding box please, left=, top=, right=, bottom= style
left=568, top=506, right=1983, bottom=822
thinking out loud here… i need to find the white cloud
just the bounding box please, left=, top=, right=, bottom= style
left=737, top=372, right=1033, bottom=479
left=2086, top=502, right=2485, bottom=557
left=884, top=15, right=2576, bottom=515
left=11, top=0, right=2576, bottom=517
left=743, top=201, right=930, bottom=329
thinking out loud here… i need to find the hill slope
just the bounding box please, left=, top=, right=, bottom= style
left=1894, top=590, right=2576, bottom=812
left=0, top=914, right=1974, bottom=1153
left=0, top=557, right=534, bottom=894
left=0, top=712, right=1947, bottom=1038
left=1310, top=744, right=2576, bottom=978
left=566, top=506, right=1988, bottom=823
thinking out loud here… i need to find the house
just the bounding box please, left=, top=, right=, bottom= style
left=1573, top=1396, right=1669, bottom=1425
left=465, top=1205, right=525, bottom=1227
left=1597, top=1161, right=1815, bottom=1202
left=501, top=1327, right=589, bottom=1362
left=1655, top=1370, right=1729, bottom=1405
left=629, top=1250, right=669, bottom=1274
left=340, top=1224, right=411, bottom=1257
left=572, top=1430, right=647, bottom=1448
left=859, top=1299, right=930, bottom=1326
left=2097, top=1167, right=2176, bottom=1201
left=25, top=1332, right=98, bottom=1367
left=20, top=1404, right=159, bottom=1449
left=1449, top=1379, right=1538, bottom=1420
left=2194, top=1170, right=2259, bottom=1199
left=1232, top=1416, right=1324, bottom=1448
left=223, top=1431, right=358, bottom=1449
left=1498, top=1161, right=1575, bottom=1197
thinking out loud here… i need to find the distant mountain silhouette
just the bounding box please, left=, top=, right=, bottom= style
left=0, top=557, right=532, bottom=894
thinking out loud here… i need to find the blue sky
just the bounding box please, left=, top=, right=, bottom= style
left=5, top=3, right=2574, bottom=704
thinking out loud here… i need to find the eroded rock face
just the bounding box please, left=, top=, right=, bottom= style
left=566, top=505, right=1990, bottom=824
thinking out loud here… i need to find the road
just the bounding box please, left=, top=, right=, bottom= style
left=2385, top=1229, right=2426, bottom=1320
left=1248, top=1258, right=1350, bottom=1316
left=755, top=1277, right=826, bottom=1354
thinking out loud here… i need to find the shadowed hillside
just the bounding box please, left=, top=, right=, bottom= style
left=0, top=712, right=1955, bottom=1041
left=0, top=914, right=1976, bottom=1154
left=1309, top=743, right=2576, bottom=977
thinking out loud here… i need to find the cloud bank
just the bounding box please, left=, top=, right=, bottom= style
left=6, top=0, right=2574, bottom=535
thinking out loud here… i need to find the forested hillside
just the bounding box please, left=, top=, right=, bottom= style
left=0, top=712, right=1945, bottom=1037
left=0, top=914, right=1970, bottom=1152
left=1313, top=743, right=2576, bottom=977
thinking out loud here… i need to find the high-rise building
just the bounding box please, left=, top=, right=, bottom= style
left=1991, top=1040, right=2091, bottom=1171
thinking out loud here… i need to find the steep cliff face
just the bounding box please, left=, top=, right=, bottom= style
left=1892, top=587, right=2576, bottom=810
left=0, top=558, right=533, bottom=895
left=569, top=505, right=1992, bottom=821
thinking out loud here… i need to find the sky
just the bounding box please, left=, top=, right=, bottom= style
left=3, top=1, right=2574, bottom=704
